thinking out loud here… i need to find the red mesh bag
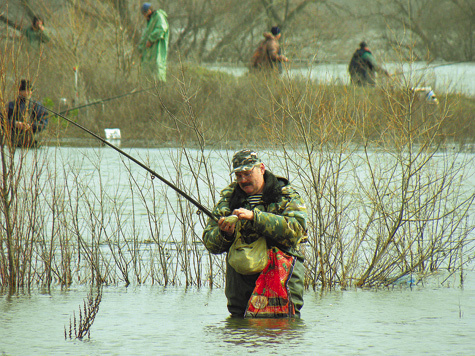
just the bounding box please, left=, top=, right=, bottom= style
left=245, top=247, right=295, bottom=318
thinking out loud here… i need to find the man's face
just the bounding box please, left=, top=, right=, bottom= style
left=19, top=88, right=32, bottom=100
left=34, top=20, right=43, bottom=30
left=235, top=163, right=265, bottom=195
left=142, top=9, right=151, bottom=19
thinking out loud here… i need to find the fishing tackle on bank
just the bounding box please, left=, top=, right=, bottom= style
left=39, top=103, right=217, bottom=222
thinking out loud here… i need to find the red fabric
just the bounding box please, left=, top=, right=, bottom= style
left=245, top=247, right=295, bottom=318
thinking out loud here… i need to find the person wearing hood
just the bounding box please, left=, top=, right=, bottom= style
left=1, top=79, right=49, bottom=147
left=348, top=41, right=390, bottom=86
left=138, top=2, right=169, bottom=82
left=251, top=26, right=288, bottom=74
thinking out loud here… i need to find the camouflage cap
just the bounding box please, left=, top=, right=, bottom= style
left=231, top=149, right=262, bottom=174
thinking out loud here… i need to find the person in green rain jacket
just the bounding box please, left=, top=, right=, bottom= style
left=138, top=3, right=169, bottom=82
left=203, top=149, right=308, bottom=318
left=24, top=16, right=50, bottom=50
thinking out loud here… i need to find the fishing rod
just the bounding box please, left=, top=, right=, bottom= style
left=391, top=61, right=465, bottom=76
left=59, top=85, right=157, bottom=115
left=40, top=104, right=217, bottom=222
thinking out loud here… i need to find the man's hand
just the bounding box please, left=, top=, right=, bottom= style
left=218, top=208, right=254, bottom=237
left=232, top=208, right=254, bottom=221
left=218, top=217, right=236, bottom=236
left=15, top=122, right=31, bottom=130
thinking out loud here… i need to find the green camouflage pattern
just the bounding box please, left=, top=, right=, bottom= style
left=203, top=174, right=307, bottom=316
left=202, top=181, right=307, bottom=258
left=231, top=149, right=262, bottom=173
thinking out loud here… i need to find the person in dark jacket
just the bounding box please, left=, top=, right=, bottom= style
left=203, top=149, right=307, bottom=318
left=1, top=80, right=49, bottom=147
left=348, top=41, right=390, bottom=86
left=251, top=26, right=288, bottom=74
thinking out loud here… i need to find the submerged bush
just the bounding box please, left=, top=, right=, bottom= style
left=1, top=27, right=474, bottom=293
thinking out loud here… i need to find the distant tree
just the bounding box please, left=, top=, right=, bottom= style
left=376, top=0, right=474, bottom=61
left=167, top=0, right=342, bottom=63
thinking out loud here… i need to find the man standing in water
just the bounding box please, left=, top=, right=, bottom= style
left=348, top=41, right=390, bottom=86
left=203, top=149, right=307, bottom=318
left=251, top=26, right=289, bottom=74
left=1, top=79, right=49, bottom=147
left=138, top=2, right=169, bottom=82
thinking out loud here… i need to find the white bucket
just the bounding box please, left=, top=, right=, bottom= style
left=104, top=128, right=121, bottom=140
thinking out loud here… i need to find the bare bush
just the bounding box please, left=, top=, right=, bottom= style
left=65, top=286, right=102, bottom=340
left=254, top=73, right=475, bottom=289
left=0, top=4, right=473, bottom=295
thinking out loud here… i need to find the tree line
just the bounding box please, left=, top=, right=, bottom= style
left=1, top=0, right=473, bottom=66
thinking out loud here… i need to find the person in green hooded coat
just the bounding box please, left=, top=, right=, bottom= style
left=24, top=16, right=50, bottom=50
left=138, top=3, right=169, bottom=82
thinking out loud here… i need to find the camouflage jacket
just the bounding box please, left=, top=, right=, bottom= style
left=202, top=171, right=307, bottom=259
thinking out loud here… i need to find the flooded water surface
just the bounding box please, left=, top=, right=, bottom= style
left=205, top=62, right=475, bottom=96
left=1, top=146, right=474, bottom=355
left=1, top=272, right=474, bottom=355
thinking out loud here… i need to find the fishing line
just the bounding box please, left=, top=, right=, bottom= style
left=391, top=61, right=465, bottom=76
left=38, top=103, right=217, bottom=221
left=59, top=84, right=158, bottom=115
